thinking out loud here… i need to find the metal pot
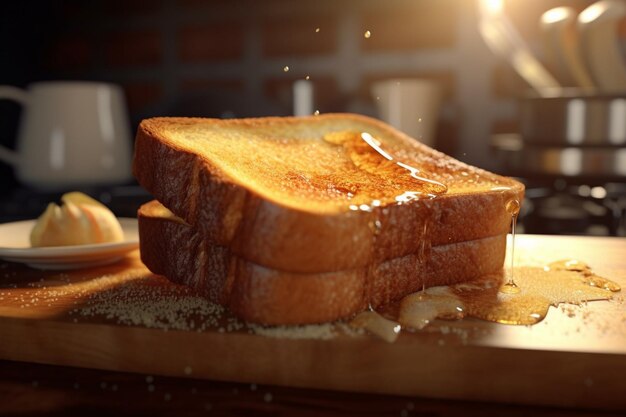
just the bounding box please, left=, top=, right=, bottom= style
left=521, top=89, right=626, bottom=146
left=491, top=134, right=626, bottom=178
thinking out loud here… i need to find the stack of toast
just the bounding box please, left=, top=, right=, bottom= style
left=133, top=114, right=524, bottom=325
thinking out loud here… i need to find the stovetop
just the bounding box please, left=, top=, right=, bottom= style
left=519, top=180, right=626, bottom=237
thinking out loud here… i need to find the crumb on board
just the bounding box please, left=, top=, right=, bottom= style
left=61, top=274, right=364, bottom=340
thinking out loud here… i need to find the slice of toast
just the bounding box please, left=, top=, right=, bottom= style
left=133, top=114, right=523, bottom=273
left=138, top=200, right=506, bottom=325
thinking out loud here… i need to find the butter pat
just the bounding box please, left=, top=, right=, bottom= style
left=30, top=192, right=124, bottom=247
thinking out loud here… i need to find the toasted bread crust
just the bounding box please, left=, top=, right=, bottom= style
left=139, top=200, right=506, bottom=325
left=133, top=114, right=523, bottom=273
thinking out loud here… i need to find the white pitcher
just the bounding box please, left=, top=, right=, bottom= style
left=371, top=78, right=443, bottom=148
left=0, top=81, right=132, bottom=190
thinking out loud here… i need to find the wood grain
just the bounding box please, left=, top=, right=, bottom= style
left=0, top=235, right=625, bottom=411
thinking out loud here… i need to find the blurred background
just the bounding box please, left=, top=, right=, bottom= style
left=1, top=0, right=625, bottom=236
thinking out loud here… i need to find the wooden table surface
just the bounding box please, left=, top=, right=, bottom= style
left=1, top=234, right=625, bottom=415
left=2, top=359, right=623, bottom=417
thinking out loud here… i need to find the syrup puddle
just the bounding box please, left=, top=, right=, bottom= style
left=351, top=260, right=621, bottom=340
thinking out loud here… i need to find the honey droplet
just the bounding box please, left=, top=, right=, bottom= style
left=350, top=310, right=400, bottom=343
left=500, top=281, right=520, bottom=294
left=322, top=132, right=349, bottom=145
left=368, top=219, right=382, bottom=235
left=315, top=27, right=320, bottom=33
left=395, top=191, right=421, bottom=203
left=305, top=75, right=310, bottom=80
left=313, top=110, right=320, bottom=116
left=364, top=30, right=371, bottom=39
left=546, top=259, right=590, bottom=273
left=546, top=259, right=621, bottom=291
left=584, top=274, right=621, bottom=292
left=398, top=288, right=464, bottom=330
left=505, top=199, right=521, bottom=215
left=283, top=66, right=290, bottom=72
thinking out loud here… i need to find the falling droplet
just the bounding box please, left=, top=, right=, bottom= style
left=305, top=75, right=310, bottom=80
left=315, top=27, right=320, bottom=33
left=364, top=30, right=371, bottom=39
left=418, top=118, right=422, bottom=122
left=283, top=66, right=289, bottom=72
left=314, top=110, right=320, bottom=116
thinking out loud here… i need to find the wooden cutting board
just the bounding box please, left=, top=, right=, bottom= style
left=0, top=235, right=625, bottom=411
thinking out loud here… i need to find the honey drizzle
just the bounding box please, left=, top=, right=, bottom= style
left=352, top=188, right=622, bottom=341
left=359, top=132, right=447, bottom=197
left=323, top=130, right=448, bottom=336
left=418, top=217, right=432, bottom=293
left=339, top=159, right=621, bottom=341
left=322, top=131, right=448, bottom=205
left=501, top=199, right=521, bottom=294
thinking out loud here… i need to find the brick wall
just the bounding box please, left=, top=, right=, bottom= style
left=41, top=0, right=605, bottom=170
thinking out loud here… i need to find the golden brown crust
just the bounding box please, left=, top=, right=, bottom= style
left=133, top=114, right=523, bottom=273
left=139, top=201, right=506, bottom=325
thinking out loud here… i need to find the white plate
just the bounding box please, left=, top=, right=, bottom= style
left=0, top=218, right=139, bottom=270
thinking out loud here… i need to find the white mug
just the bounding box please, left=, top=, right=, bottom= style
left=371, top=78, right=443, bottom=148
left=0, top=81, right=132, bottom=190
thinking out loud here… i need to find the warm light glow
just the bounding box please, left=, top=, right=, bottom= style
left=560, top=148, right=583, bottom=176
left=590, top=186, right=607, bottom=199
left=541, top=7, right=570, bottom=24
left=579, top=2, right=607, bottom=24
left=479, top=20, right=508, bottom=53
left=512, top=50, right=543, bottom=80
left=480, top=0, right=504, bottom=17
